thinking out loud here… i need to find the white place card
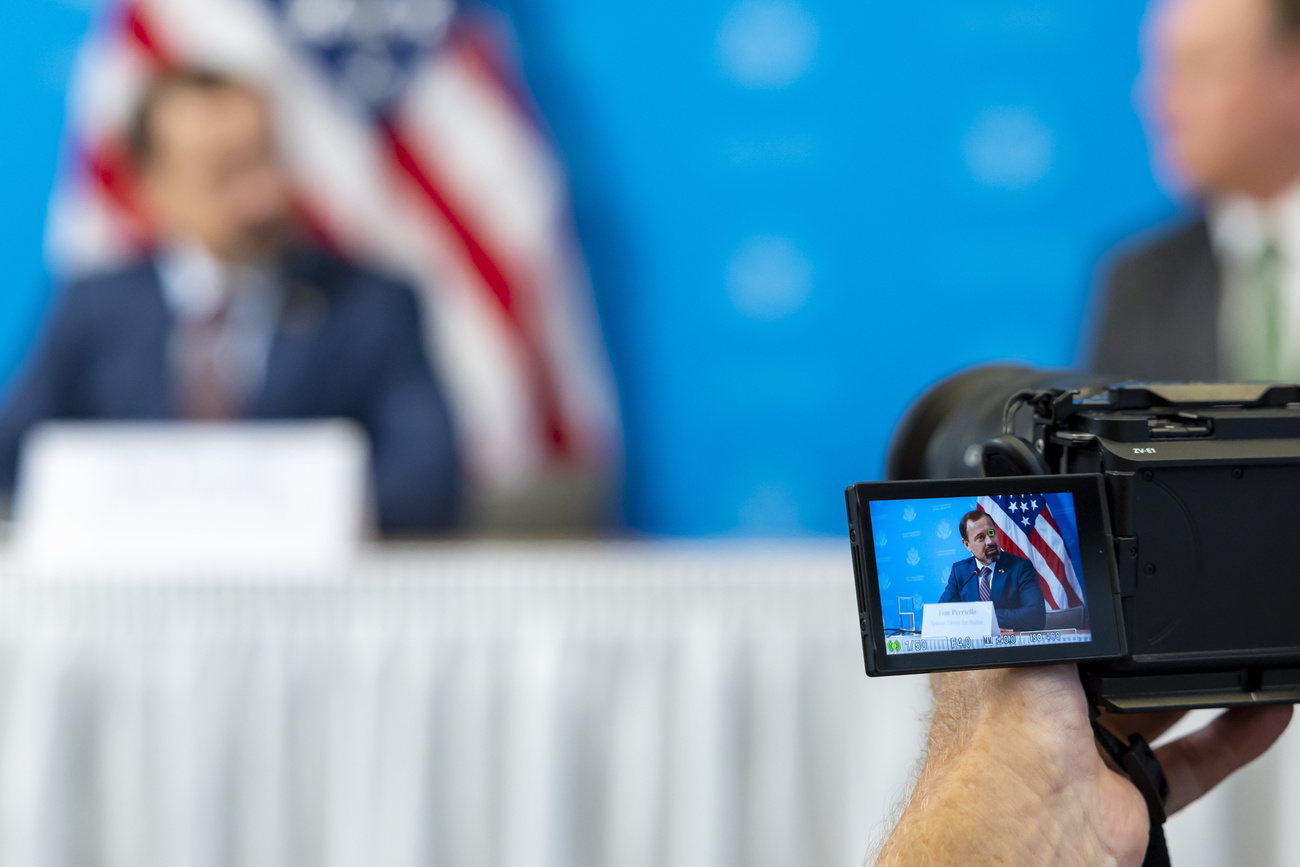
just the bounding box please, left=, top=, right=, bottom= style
left=9, top=421, right=371, bottom=577
left=921, top=601, right=999, bottom=640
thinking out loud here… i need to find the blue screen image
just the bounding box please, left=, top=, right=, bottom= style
left=868, top=492, right=1086, bottom=637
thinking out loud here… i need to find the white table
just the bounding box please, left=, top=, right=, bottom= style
left=0, top=542, right=1287, bottom=866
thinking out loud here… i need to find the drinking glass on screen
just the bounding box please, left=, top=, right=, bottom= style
left=899, top=597, right=915, bottom=632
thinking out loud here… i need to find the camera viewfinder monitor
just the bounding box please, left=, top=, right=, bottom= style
left=846, top=475, right=1125, bottom=675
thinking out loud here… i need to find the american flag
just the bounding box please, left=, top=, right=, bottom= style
left=976, top=494, right=1085, bottom=611
left=45, top=0, right=622, bottom=500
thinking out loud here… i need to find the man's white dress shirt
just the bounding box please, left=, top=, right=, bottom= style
left=1210, top=177, right=1300, bottom=380
left=156, top=243, right=284, bottom=407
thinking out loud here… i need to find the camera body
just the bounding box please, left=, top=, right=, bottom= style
left=996, top=380, right=1300, bottom=710
left=848, top=367, right=1300, bottom=712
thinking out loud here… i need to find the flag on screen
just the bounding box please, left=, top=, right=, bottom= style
left=45, top=0, right=621, bottom=498
left=976, top=495, right=1085, bottom=611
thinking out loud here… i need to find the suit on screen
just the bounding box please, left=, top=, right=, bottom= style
left=0, top=247, right=459, bottom=532
left=938, top=552, right=1046, bottom=633
left=1087, top=218, right=1222, bottom=380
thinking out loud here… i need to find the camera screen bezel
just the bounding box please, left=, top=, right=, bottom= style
left=846, top=474, right=1126, bottom=675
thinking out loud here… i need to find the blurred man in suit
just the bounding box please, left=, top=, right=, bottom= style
left=0, top=69, right=459, bottom=532
left=1089, top=0, right=1300, bottom=381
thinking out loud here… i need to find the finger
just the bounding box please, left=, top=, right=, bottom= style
left=1099, top=709, right=1186, bottom=745
left=1157, top=703, right=1294, bottom=815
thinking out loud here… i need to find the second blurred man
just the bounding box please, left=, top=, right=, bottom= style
left=1090, top=0, right=1300, bottom=382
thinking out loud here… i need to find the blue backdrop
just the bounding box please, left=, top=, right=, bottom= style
left=1, top=0, right=1181, bottom=536
left=868, top=491, right=1083, bottom=633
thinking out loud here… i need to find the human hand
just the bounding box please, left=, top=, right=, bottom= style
left=1094, top=702, right=1290, bottom=816
left=874, top=666, right=1291, bottom=866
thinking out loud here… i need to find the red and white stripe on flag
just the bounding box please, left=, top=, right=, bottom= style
left=45, top=0, right=622, bottom=496
left=976, top=496, right=1086, bottom=611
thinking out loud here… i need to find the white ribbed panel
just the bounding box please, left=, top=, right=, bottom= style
left=0, top=543, right=933, bottom=867
left=0, top=543, right=1290, bottom=866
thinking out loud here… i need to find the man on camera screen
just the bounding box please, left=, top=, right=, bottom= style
left=938, top=510, right=1046, bottom=634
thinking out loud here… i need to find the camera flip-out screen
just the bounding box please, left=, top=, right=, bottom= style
left=847, top=475, right=1125, bottom=675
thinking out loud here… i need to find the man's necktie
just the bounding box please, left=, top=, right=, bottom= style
left=179, top=298, right=242, bottom=421
left=978, top=566, right=991, bottom=603
left=1236, top=240, right=1285, bottom=381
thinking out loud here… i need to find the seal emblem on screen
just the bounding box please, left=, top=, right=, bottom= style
left=936, top=520, right=952, bottom=539
left=906, top=547, right=920, bottom=566
left=903, top=506, right=916, bottom=522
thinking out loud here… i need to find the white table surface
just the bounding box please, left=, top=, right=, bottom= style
left=0, top=541, right=1287, bottom=866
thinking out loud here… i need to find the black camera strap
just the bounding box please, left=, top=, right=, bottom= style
left=1089, top=706, right=1171, bottom=867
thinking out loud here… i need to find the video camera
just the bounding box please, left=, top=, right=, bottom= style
left=846, top=365, right=1300, bottom=712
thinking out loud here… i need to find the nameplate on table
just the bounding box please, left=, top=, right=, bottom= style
left=9, top=421, right=370, bottom=576
left=920, top=602, right=999, bottom=639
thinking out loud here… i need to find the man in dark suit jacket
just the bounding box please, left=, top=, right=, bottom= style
left=1092, top=219, right=1223, bottom=381
left=938, top=510, right=1045, bottom=633
left=0, top=68, right=458, bottom=532
left=1088, top=0, right=1300, bottom=382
